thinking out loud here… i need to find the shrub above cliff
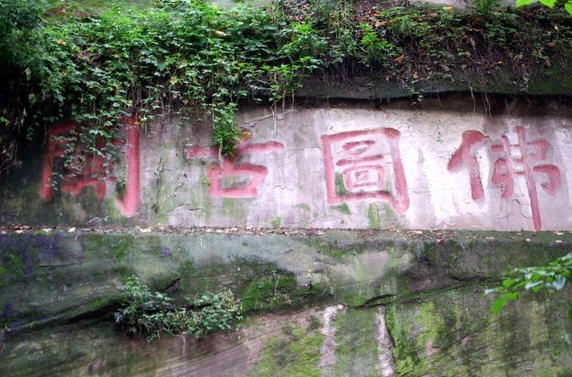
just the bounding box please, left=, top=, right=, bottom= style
left=0, top=0, right=570, bottom=176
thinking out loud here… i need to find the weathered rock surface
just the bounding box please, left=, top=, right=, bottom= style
left=0, top=229, right=570, bottom=376
left=386, top=287, right=572, bottom=377
left=2, top=97, right=572, bottom=231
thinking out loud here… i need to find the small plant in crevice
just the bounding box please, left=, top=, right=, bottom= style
left=113, top=275, right=242, bottom=342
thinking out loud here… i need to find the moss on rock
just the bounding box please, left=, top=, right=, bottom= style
left=385, top=286, right=572, bottom=377
left=248, top=323, right=323, bottom=377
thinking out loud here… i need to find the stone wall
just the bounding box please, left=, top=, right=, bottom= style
left=2, top=96, right=571, bottom=231
left=0, top=230, right=570, bottom=376
left=1, top=95, right=571, bottom=376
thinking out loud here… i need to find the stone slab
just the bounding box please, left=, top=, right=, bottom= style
left=1, top=96, right=571, bottom=231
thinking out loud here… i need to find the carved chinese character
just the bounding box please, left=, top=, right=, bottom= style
left=114, top=116, right=141, bottom=217
left=184, top=132, right=284, bottom=198
left=40, top=122, right=108, bottom=201
left=40, top=115, right=140, bottom=217
left=448, top=126, right=561, bottom=230
left=321, top=128, right=409, bottom=214
left=447, top=130, right=487, bottom=201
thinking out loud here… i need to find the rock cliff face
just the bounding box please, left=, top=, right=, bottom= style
left=1, top=52, right=571, bottom=375
left=1, top=0, right=571, bottom=374
left=0, top=229, right=570, bottom=376
left=2, top=96, right=572, bottom=231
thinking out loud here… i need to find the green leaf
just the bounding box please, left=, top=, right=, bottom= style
left=506, top=292, right=519, bottom=301
left=539, top=0, right=556, bottom=7
left=491, top=295, right=508, bottom=314
left=565, top=2, right=572, bottom=15
left=491, top=293, right=518, bottom=314
left=525, top=281, right=542, bottom=290
left=516, top=0, right=536, bottom=6
left=502, top=279, right=516, bottom=288
left=531, top=284, right=543, bottom=292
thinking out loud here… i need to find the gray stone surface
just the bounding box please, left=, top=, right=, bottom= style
left=0, top=229, right=569, bottom=332
left=0, top=229, right=570, bottom=376
left=1, top=97, right=571, bottom=231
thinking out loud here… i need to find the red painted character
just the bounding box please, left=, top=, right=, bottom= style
left=40, top=115, right=140, bottom=217
left=40, top=121, right=108, bottom=201
left=114, top=116, right=141, bottom=217
left=448, top=126, right=561, bottom=230
left=184, top=132, right=284, bottom=198
left=447, top=130, right=487, bottom=201
left=321, top=128, right=409, bottom=214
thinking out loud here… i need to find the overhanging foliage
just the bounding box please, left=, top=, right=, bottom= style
left=0, top=0, right=570, bottom=177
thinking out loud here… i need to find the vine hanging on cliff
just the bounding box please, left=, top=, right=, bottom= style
left=0, top=0, right=570, bottom=175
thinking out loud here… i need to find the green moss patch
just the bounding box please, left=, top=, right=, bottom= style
left=368, top=203, right=381, bottom=229
left=334, top=308, right=380, bottom=377
left=241, top=272, right=321, bottom=313
left=249, top=323, right=323, bottom=377
left=385, top=286, right=572, bottom=376
left=331, top=203, right=351, bottom=215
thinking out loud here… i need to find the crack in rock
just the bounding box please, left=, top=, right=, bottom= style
left=377, top=306, right=396, bottom=377
left=318, top=305, right=343, bottom=376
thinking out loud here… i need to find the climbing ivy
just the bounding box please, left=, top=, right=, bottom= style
left=1, top=0, right=326, bottom=165
left=0, top=0, right=570, bottom=175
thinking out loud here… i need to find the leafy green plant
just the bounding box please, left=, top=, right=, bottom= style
left=0, top=0, right=46, bottom=47
left=114, top=275, right=242, bottom=341
left=1, top=0, right=571, bottom=177
left=473, top=0, right=501, bottom=16
left=279, top=21, right=326, bottom=62
left=0, top=0, right=330, bottom=173
left=485, top=252, right=572, bottom=318
left=359, top=23, right=398, bottom=65
left=516, top=0, right=572, bottom=16
left=0, top=0, right=48, bottom=173
left=212, top=103, right=241, bottom=157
